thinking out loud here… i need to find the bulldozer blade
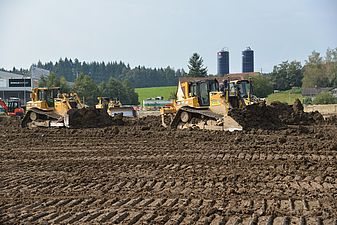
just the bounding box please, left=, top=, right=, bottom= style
left=109, top=107, right=137, bottom=117
left=222, top=115, right=243, bottom=132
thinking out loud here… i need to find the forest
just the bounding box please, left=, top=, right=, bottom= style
left=33, top=59, right=185, bottom=88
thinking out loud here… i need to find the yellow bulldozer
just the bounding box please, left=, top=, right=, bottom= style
left=21, top=87, right=85, bottom=128
left=95, top=97, right=137, bottom=118
left=160, top=77, right=255, bottom=131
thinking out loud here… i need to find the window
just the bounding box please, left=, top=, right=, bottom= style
left=238, top=81, right=250, bottom=98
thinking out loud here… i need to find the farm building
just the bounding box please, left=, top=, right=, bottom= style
left=302, top=87, right=337, bottom=98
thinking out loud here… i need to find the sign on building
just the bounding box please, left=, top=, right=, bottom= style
left=0, top=79, right=6, bottom=87
left=8, top=79, right=31, bottom=87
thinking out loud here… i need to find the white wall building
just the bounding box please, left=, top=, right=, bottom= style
left=0, top=70, right=41, bottom=104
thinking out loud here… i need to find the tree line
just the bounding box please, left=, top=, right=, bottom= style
left=248, top=48, right=337, bottom=98
left=34, top=59, right=185, bottom=88
left=269, top=48, right=337, bottom=90
left=33, top=58, right=188, bottom=106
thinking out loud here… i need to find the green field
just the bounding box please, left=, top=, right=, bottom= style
left=266, top=88, right=304, bottom=104
left=135, top=86, right=177, bottom=104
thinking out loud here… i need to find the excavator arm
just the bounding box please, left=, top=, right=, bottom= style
left=0, top=99, right=9, bottom=112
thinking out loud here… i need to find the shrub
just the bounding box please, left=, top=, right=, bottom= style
left=313, top=92, right=337, bottom=104
left=302, top=97, right=313, bottom=105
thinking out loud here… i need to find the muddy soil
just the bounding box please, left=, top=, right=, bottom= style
left=0, top=114, right=336, bottom=224
left=67, top=107, right=124, bottom=128
left=229, top=101, right=326, bottom=130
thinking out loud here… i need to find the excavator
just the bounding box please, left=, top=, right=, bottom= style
left=21, top=87, right=85, bottom=128
left=0, top=98, right=24, bottom=117
left=95, top=97, right=137, bottom=117
left=160, top=77, right=254, bottom=131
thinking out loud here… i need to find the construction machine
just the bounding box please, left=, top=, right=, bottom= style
left=21, top=87, right=85, bottom=128
left=0, top=98, right=24, bottom=117
left=160, top=77, right=254, bottom=131
left=0, top=98, right=8, bottom=115
left=95, top=97, right=137, bottom=117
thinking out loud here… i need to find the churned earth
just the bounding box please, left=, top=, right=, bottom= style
left=0, top=112, right=336, bottom=224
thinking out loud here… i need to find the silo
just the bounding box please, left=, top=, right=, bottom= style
left=242, top=47, right=254, bottom=73
left=217, top=49, right=229, bottom=75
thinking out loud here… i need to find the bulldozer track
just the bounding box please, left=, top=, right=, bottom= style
left=0, top=122, right=336, bottom=224
left=171, top=106, right=223, bottom=128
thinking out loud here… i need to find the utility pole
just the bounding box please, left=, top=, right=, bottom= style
left=23, top=75, right=26, bottom=104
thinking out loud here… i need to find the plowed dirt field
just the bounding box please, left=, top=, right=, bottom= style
left=1, top=116, right=337, bottom=224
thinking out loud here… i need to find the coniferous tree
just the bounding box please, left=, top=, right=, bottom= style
left=38, top=72, right=69, bottom=93
left=187, top=53, right=208, bottom=77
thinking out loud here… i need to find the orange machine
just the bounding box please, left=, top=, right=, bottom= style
left=0, top=98, right=24, bottom=117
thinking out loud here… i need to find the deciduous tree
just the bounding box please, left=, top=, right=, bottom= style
left=251, top=75, right=274, bottom=98
left=72, top=74, right=98, bottom=105
left=302, top=48, right=337, bottom=88
left=270, top=61, right=303, bottom=90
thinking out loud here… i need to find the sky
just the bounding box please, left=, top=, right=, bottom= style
left=0, top=0, right=336, bottom=74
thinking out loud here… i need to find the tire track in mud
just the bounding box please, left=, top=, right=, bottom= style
left=0, top=124, right=336, bottom=224
left=1, top=196, right=336, bottom=224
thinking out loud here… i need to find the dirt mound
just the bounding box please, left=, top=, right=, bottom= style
left=67, top=107, right=124, bottom=128
left=229, top=102, right=284, bottom=130
left=325, top=115, right=337, bottom=125
left=292, top=98, right=304, bottom=113
left=229, top=100, right=325, bottom=130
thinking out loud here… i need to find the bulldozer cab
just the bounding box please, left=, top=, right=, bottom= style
left=188, top=79, right=219, bottom=106
left=235, top=80, right=251, bottom=99
left=227, top=79, right=253, bottom=106
left=27, top=87, right=60, bottom=110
